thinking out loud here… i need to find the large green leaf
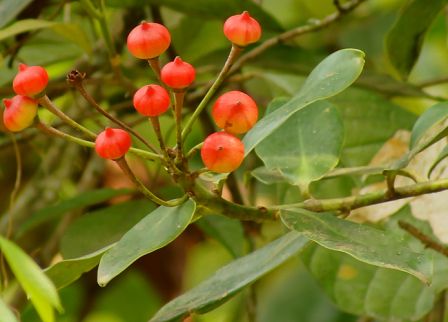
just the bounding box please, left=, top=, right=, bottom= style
left=107, top=0, right=282, bottom=31
left=0, top=236, right=61, bottom=322
left=98, top=200, right=196, bottom=286
left=302, top=244, right=438, bottom=321
left=243, top=49, right=365, bottom=156
left=385, top=0, right=447, bottom=80
left=61, top=199, right=154, bottom=259
left=281, top=210, right=431, bottom=283
left=0, top=19, right=53, bottom=41
left=330, top=87, right=416, bottom=167
left=196, top=215, right=245, bottom=258
left=0, top=0, right=33, bottom=28
left=255, top=100, right=343, bottom=188
left=149, top=232, right=308, bottom=322
left=0, top=298, right=18, bottom=322
left=45, top=249, right=106, bottom=290
left=17, top=188, right=132, bottom=238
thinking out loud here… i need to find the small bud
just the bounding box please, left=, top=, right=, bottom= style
left=201, top=132, right=245, bottom=173
left=2, top=95, right=38, bottom=132
left=223, top=11, right=261, bottom=47
left=133, top=84, right=171, bottom=117
left=161, top=56, right=196, bottom=90
left=212, top=91, right=258, bottom=134
left=13, top=64, right=49, bottom=97
left=95, top=128, right=132, bottom=160
left=127, top=22, right=171, bottom=59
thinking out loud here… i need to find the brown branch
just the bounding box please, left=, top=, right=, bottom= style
left=399, top=221, right=448, bottom=257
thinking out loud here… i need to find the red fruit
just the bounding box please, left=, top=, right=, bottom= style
left=161, top=56, right=195, bottom=89
left=3, top=95, right=38, bottom=132
left=201, top=132, right=244, bottom=173
left=95, top=128, right=132, bottom=160
left=223, top=11, right=261, bottom=47
left=133, top=85, right=171, bottom=117
left=212, top=91, right=258, bottom=134
left=13, top=64, right=49, bottom=97
left=127, top=22, right=171, bottom=59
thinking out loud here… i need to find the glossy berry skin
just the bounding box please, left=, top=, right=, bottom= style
left=95, top=128, right=132, bottom=160
left=13, top=64, right=49, bottom=97
left=201, top=132, right=244, bottom=173
left=223, top=11, right=261, bottom=47
left=127, top=22, right=171, bottom=59
left=212, top=91, right=258, bottom=134
left=133, top=85, right=171, bottom=117
left=3, top=96, right=38, bottom=132
left=161, top=56, right=195, bottom=89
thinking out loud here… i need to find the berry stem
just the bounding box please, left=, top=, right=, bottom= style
left=115, top=157, right=188, bottom=207
left=35, top=121, right=161, bottom=161
left=181, top=44, right=242, bottom=141
left=186, top=142, right=204, bottom=159
left=174, top=90, right=185, bottom=162
left=71, top=76, right=160, bottom=154
left=38, top=95, right=97, bottom=139
left=148, top=57, right=162, bottom=82
left=149, top=116, right=170, bottom=161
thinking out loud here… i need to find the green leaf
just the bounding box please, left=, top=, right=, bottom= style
left=410, top=102, right=448, bottom=149
left=0, top=298, right=18, bottom=322
left=196, top=215, right=245, bottom=258
left=428, top=144, right=448, bottom=178
left=149, top=232, right=307, bottom=322
left=107, top=0, right=282, bottom=31
left=17, top=188, right=132, bottom=238
left=385, top=0, right=447, bottom=80
left=281, top=209, right=431, bottom=283
left=255, top=100, right=344, bottom=188
left=243, top=49, right=365, bottom=156
left=0, top=0, right=33, bottom=28
left=392, top=102, right=448, bottom=170
left=51, top=23, right=93, bottom=54
left=302, top=244, right=437, bottom=321
left=45, top=249, right=106, bottom=289
left=61, top=199, right=154, bottom=259
left=251, top=166, right=286, bottom=185
left=0, top=19, right=54, bottom=41
left=330, top=87, right=416, bottom=167
left=0, top=236, right=61, bottom=322
left=98, top=200, right=196, bottom=286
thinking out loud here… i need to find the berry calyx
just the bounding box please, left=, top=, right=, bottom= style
left=223, top=11, right=261, bottom=47
left=13, top=64, right=49, bottom=97
left=95, top=128, right=132, bottom=160
left=127, top=22, right=171, bottom=59
left=161, top=56, right=196, bottom=90
left=133, top=84, right=171, bottom=117
left=201, top=132, right=244, bottom=173
left=212, top=91, right=258, bottom=134
left=2, top=95, right=38, bottom=132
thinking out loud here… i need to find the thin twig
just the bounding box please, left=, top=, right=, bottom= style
left=399, top=221, right=448, bottom=257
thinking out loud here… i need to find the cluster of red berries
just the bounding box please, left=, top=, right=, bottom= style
left=3, top=11, right=262, bottom=174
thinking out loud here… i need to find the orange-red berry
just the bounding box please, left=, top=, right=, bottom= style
left=201, top=132, right=244, bottom=173
left=133, top=84, right=171, bottom=117
left=13, top=64, right=49, bottom=97
left=212, top=91, right=258, bottom=134
left=95, top=128, right=132, bottom=160
left=2, top=95, right=38, bottom=132
left=161, top=56, right=195, bottom=89
left=127, top=22, right=171, bottom=59
left=223, top=11, right=261, bottom=47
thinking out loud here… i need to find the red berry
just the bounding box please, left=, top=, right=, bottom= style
left=212, top=91, right=258, bottom=134
left=13, top=64, right=49, bottom=97
left=127, top=22, right=171, bottom=59
left=2, top=95, right=38, bottom=132
left=201, top=132, right=244, bottom=173
left=161, top=56, right=195, bottom=89
left=95, top=128, right=132, bottom=160
left=133, top=85, right=171, bottom=117
left=223, top=11, right=261, bottom=47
